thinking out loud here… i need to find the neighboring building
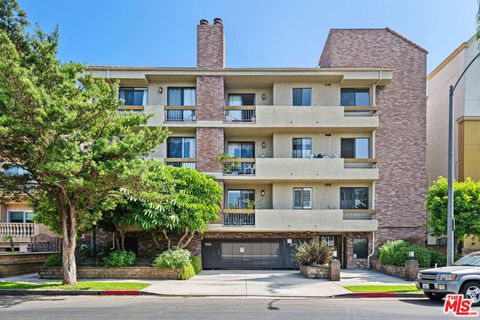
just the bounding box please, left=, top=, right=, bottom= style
left=3, top=19, right=428, bottom=268
left=427, top=35, right=480, bottom=249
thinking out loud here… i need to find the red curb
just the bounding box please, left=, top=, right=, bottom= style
left=353, top=292, right=397, bottom=298
left=103, top=290, right=140, bottom=295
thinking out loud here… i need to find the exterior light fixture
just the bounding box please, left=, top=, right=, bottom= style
left=332, top=250, right=338, bottom=259
left=408, top=251, right=415, bottom=259
left=158, top=87, right=163, bottom=94
left=261, top=190, right=265, bottom=197
left=262, top=93, right=266, bottom=101
left=261, top=142, right=266, bottom=149
left=287, top=238, right=293, bottom=244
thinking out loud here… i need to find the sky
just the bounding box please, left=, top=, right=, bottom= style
left=19, top=0, right=479, bottom=73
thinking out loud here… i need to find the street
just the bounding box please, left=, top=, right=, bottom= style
left=0, top=296, right=456, bottom=320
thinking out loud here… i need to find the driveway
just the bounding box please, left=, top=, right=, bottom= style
left=143, top=270, right=350, bottom=297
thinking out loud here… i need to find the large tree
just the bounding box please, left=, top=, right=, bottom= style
left=426, top=177, right=480, bottom=247
left=0, top=0, right=169, bottom=284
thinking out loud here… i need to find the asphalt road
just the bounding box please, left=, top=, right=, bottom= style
left=0, top=296, right=457, bottom=320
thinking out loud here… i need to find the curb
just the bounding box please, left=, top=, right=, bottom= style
left=0, top=290, right=425, bottom=298
left=0, top=289, right=150, bottom=296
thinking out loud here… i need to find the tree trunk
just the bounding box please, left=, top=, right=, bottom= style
left=161, top=229, right=171, bottom=250
left=61, top=204, right=77, bottom=285
left=180, top=232, right=196, bottom=249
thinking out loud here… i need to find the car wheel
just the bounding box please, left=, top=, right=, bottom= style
left=460, top=281, right=480, bottom=306
left=425, top=291, right=446, bottom=302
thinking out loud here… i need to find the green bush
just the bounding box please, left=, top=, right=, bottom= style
left=79, top=244, right=92, bottom=257
left=408, top=244, right=432, bottom=268
left=179, top=263, right=196, bottom=280
left=293, top=240, right=332, bottom=266
left=153, top=248, right=191, bottom=269
left=191, top=256, right=202, bottom=274
left=44, top=253, right=62, bottom=267
left=430, top=251, right=447, bottom=267
left=378, top=240, right=409, bottom=266
left=103, top=250, right=136, bottom=267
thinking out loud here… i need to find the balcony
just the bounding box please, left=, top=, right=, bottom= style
left=0, top=223, right=34, bottom=242
left=118, top=105, right=145, bottom=113
left=164, top=158, right=196, bottom=169
left=222, top=158, right=378, bottom=181
left=224, top=106, right=256, bottom=122
left=164, top=106, right=196, bottom=122
left=343, top=106, right=378, bottom=117
left=222, top=158, right=256, bottom=175
left=208, top=209, right=378, bottom=232
left=222, top=209, right=255, bottom=226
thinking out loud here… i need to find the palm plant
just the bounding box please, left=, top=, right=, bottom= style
left=293, top=240, right=332, bottom=266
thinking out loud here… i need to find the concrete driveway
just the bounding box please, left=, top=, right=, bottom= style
left=143, top=270, right=350, bottom=297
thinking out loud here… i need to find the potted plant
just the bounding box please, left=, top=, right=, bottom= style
left=217, top=153, right=240, bottom=175
left=294, top=240, right=332, bottom=279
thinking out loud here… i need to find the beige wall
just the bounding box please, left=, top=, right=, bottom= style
left=273, top=82, right=340, bottom=106
left=272, top=182, right=373, bottom=210
left=272, top=132, right=372, bottom=158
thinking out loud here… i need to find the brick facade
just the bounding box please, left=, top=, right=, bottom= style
left=320, top=28, right=428, bottom=248
left=196, top=127, right=224, bottom=172
left=197, top=19, right=224, bottom=69
left=196, top=76, right=225, bottom=121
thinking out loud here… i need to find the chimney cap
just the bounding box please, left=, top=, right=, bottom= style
left=213, top=18, right=223, bottom=25
left=200, top=19, right=209, bottom=25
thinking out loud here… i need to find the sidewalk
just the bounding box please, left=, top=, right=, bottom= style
left=1, top=269, right=419, bottom=298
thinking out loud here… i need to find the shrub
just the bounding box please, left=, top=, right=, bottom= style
left=293, top=240, right=332, bottom=266
left=431, top=251, right=447, bottom=267
left=408, top=244, right=432, bottom=268
left=153, top=248, right=191, bottom=269
left=191, top=256, right=202, bottom=274
left=79, top=244, right=92, bottom=258
left=179, top=263, right=196, bottom=280
left=103, top=250, right=136, bottom=267
left=44, top=253, right=62, bottom=267
left=378, top=240, right=409, bottom=266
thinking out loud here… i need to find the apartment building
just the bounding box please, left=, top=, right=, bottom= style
left=85, top=19, right=427, bottom=269
left=427, top=35, right=480, bottom=249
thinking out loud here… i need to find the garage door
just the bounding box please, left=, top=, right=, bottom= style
left=201, top=239, right=303, bottom=269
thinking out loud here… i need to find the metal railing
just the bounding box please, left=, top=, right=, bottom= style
left=223, top=212, right=255, bottom=225
left=344, top=158, right=377, bottom=168
left=343, top=106, right=378, bottom=116
left=222, top=158, right=256, bottom=175
left=164, top=107, right=196, bottom=122
left=342, top=210, right=376, bottom=220
left=0, top=223, right=35, bottom=239
left=224, top=106, right=256, bottom=122
left=164, top=158, right=196, bottom=169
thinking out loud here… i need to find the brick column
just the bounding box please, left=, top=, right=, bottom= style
left=196, top=127, right=224, bottom=173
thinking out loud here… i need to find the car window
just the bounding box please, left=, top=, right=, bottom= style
left=454, top=254, right=480, bottom=266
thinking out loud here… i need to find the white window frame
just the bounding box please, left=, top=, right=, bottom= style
left=7, top=210, right=35, bottom=223
left=293, top=187, right=313, bottom=209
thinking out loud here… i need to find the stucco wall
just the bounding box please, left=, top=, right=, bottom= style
left=272, top=82, right=340, bottom=106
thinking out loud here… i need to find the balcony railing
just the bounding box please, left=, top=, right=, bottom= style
left=118, top=105, right=145, bottom=113
left=343, top=209, right=376, bottom=220
left=222, top=158, right=256, bottom=175
left=164, top=106, right=196, bottom=122
left=0, top=223, right=34, bottom=239
left=164, top=158, right=196, bottom=169
left=344, top=158, right=377, bottom=168
left=343, top=106, right=378, bottom=116
left=223, top=209, right=255, bottom=226
left=224, top=106, right=256, bottom=122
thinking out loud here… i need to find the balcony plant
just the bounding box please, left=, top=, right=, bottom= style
left=294, top=240, right=333, bottom=279
left=217, top=153, right=240, bottom=175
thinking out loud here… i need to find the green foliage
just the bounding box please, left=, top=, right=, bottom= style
left=179, top=263, right=196, bottom=280
left=378, top=240, right=452, bottom=268
left=293, top=240, right=332, bottom=266
left=191, top=256, right=202, bottom=274
left=43, top=253, right=62, bottom=267
left=79, top=244, right=92, bottom=258
left=103, top=250, right=136, bottom=267
left=153, top=248, right=191, bottom=269
left=426, top=177, right=480, bottom=241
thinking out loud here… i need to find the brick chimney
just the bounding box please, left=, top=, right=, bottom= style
left=197, top=18, right=225, bottom=69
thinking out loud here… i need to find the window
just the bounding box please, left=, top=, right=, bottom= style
left=340, top=187, right=369, bottom=209
left=227, top=190, right=255, bottom=209
left=292, top=88, right=312, bottom=106
left=293, top=187, right=312, bottom=209
left=353, top=238, right=368, bottom=259
left=167, top=87, right=196, bottom=106
left=292, top=138, right=312, bottom=158
left=119, top=87, right=148, bottom=106
left=227, top=142, right=255, bottom=158
left=341, top=88, right=370, bottom=106
left=228, top=94, right=255, bottom=106
left=341, top=138, right=370, bottom=158
left=8, top=211, right=35, bottom=223
left=167, top=137, right=196, bottom=158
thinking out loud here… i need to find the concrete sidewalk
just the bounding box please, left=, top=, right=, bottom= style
left=1, top=269, right=414, bottom=298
